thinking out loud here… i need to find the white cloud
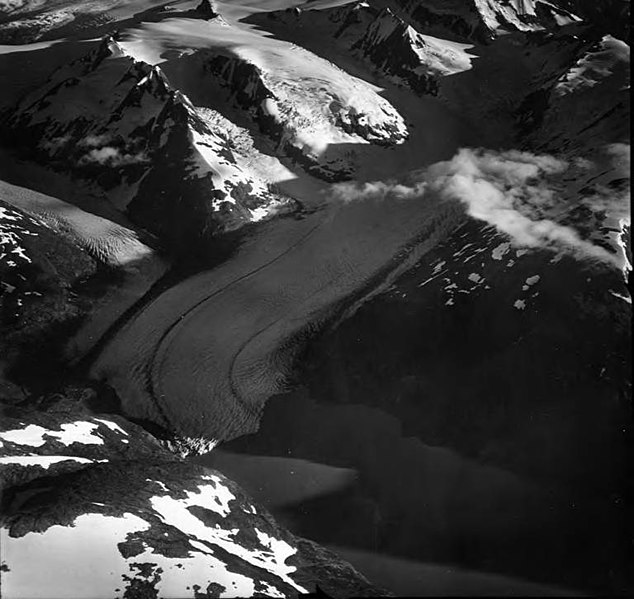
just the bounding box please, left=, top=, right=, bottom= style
left=79, top=134, right=112, bottom=148
left=332, top=147, right=629, bottom=267
left=80, top=146, right=148, bottom=167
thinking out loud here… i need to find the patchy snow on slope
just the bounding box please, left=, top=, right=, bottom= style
left=0, top=0, right=30, bottom=11
left=250, top=1, right=474, bottom=97
left=0, top=420, right=109, bottom=447
left=0, top=180, right=154, bottom=268
left=93, top=418, right=129, bottom=436
left=150, top=475, right=308, bottom=593
left=1, top=471, right=307, bottom=597
left=389, top=0, right=580, bottom=42
left=616, top=219, right=632, bottom=277
left=188, top=126, right=281, bottom=215
left=0, top=204, right=37, bottom=271
left=474, top=0, right=579, bottom=34
left=555, top=35, right=630, bottom=97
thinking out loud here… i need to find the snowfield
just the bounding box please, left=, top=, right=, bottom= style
left=0, top=179, right=155, bottom=267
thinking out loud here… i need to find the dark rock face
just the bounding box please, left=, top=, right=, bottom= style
left=253, top=2, right=442, bottom=96
left=0, top=200, right=97, bottom=394
left=552, top=0, right=630, bottom=41
left=0, top=387, right=388, bottom=597
left=518, top=34, right=630, bottom=151
left=388, top=0, right=580, bottom=43
left=351, top=7, right=440, bottom=95
left=195, top=0, right=219, bottom=20
left=391, top=0, right=493, bottom=43
left=249, top=0, right=582, bottom=102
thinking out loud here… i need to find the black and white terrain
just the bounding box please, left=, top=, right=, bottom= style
left=0, top=0, right=631, bottom=597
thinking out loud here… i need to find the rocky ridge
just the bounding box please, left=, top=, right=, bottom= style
left=162, top=44, right=408, bottom=181
left=3, top=36, right=294, bottom=254
left=385, top=0, right=580, bottom=43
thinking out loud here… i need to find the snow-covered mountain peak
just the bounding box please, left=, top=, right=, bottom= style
left=386, top=0, right=580, bottom=43
left=3, top=36, right=296, bottom=251
left=100, top=34, right=126, bottom=60
left=113, top=15, right=409, bottom=179
left=252, top=1, right=472, bottom=96
left=363, top=6, right=424, bottom=45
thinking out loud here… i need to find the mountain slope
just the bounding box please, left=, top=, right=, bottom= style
left=386, top=0, right=581, bottom=43
left=0, top=0, right=220, bottom=44
left=3, top=36, right=294, bottom=253
left=520, top=34, right=630, bottom=150
left=117, top=14, right=409, bottom=181
left=0, top=387, right=387, bottom=598
left=0, top=198, right=98, bottom=396
left=248, top=2, right=474, bottom=96
left=0, top=0, right=630, bottom=596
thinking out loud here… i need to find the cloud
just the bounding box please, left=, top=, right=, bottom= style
left=331, top=179, right=427, bottom=202
left=332, top=147, right=629, bottom=267
left=605, top=142, right=631, bottom=169
left=80, top=146, right=148, bottom=167
left=40, top=134, right=72, bottom=152
left=79, top=134, right=112, bottom=148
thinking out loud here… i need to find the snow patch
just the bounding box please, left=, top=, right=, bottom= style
left=93, top=418, right=128, bottom=436
left=492, top=242, right=511, bottom=260
left=0, top=513, right=150, bottom=598
left=523, top=275, right=540, bottom=291
left=0, top=421, right=105, bottom=447
left=149, top=477, right=307, bottom=592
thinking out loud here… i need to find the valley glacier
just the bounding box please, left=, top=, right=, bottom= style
left=0, top=0, right=631, bottom=597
